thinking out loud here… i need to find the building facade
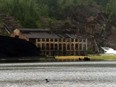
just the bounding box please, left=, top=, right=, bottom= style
left=20, top=29, right=88, bottom=56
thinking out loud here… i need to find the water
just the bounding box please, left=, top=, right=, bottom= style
left=0, top=61, right=116, bottom=87
left=101, top=47, right=116, bottom=54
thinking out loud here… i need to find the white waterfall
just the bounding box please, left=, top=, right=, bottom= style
left=101, top=47, right=116, bottom=54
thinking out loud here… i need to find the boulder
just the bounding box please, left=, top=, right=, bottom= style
left=0, top=35, right=40, bottom=59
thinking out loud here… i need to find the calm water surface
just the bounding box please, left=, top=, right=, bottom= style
left=0, top=61, right=116, bottom=87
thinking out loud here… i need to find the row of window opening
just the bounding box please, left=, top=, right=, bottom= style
left=37, top=44, right=87, bottom=51
left=37, top=38, right=86, bottom=42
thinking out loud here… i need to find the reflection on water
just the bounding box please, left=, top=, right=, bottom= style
left=0, top=61, right=116, bottom=87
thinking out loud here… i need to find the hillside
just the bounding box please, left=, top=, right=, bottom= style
left=50, top=5, right=116, bottom=53
left=0, top=0, right=116, bottom=53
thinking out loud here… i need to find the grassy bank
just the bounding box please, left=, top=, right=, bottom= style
left=55, top=56, right=90, bottom=61
left=38, top=54, right=116, bottom=62
left=89, top=54, right=116, bottom=61
left=55, top=54, right=116, bottom=61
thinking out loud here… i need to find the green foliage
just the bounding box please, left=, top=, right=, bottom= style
left=106, top=0, right=116, bottom=20
left=89, top=54, right=116, bottom=61
left=0, top=0, right=115, bottom=28
left=0, top=0, right=40, bottom=27
left=94, top=0, right=108, bottom=6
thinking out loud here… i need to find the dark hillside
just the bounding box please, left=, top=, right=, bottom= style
left=50, top=5, right=116, bottom=53
left=0, top=35, right=40, bottom=58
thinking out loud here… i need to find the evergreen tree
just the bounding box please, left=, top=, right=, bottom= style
left=106, top=0, right=116, bottom=20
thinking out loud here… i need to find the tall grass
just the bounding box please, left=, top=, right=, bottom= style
left=90, top=54, right=116, bottom=60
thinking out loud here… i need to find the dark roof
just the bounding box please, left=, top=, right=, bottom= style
left=24, top=32, right=85, bottom=39
left=20, top=28, right=50, bottom=32
left=26, top=32, right=60, bottom=39
left=20, top=28, right=86, bottom=39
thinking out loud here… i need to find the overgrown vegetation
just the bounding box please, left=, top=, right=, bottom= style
left=0, top=0, right=115, bottom=28
left=89, top=54, right=116, bottom=61
left=0, top=0, right=116, bottom=53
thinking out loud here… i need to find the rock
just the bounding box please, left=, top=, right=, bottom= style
left=83, top=57, right=90, bottom=61
left=0, top=35, right=40, bottom=59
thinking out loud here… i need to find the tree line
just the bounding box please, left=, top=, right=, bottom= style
left=0, top=0, right=115, bottom=28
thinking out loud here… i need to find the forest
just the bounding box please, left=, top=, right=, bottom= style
left=0, top=0, right=115, bottom=28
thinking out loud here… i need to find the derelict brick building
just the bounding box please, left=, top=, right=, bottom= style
left=19, top=29, right=88, bottom=56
